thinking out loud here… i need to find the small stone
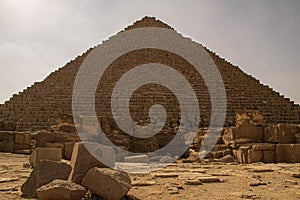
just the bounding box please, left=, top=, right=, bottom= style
left=168, top=187, right=179, bottom=194
left=132, top=181, right=156, bottom=186
left=82, top=167, right=131, bottom=200
left=249, top=181, right=267, bottom=187
left=240, top=193, right=261, bottom=199
left=292, top=173, right=300, bottom=178
left=198, top=176, right=221, bottom=183
left=37, top=179, right=87, bottom=200
left=283, top=180, right=298, bottom=185
left=153, top=173, right=179, bottom=178
left=252, top=168, right=274, bottom=173
left=184, top=179, right=202, bottom=185
left=219, top=155, right=236, bottom=163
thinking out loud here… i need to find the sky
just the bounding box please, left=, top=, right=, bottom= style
left=0, top=0, right=299, bottom=104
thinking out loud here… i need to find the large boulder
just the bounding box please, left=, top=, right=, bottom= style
left=36, top=179, right=87, bottom=200
left=21, top=160, right=72, bottom=197
left=82, top=167, right=131, bottom=200
left=68, top=142, right=115, bottom=184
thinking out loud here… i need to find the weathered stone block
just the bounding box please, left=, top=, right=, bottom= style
left=64, top=142, right=75, bottom=160
left=247, top=149, right=263, bottom=164
left=252, top=143, right=275, bottom=151
left=21, top=160, right=72, bottom=197
left=262, top=150, right=275, bottom=163
left=275, top=144, right=300, bottom=163
left=222, top=126, right=264, bottom=146
left=0, top=131, right=15, bottom=142
left=29, top=147, right=62, bottom=168
left=36, top=179, right=87, bottom=200
left=15, top=132, right=31, bottom=145
left=235, top=149, right=248, bottom=164
left=0, top=141, right=14, bottom=152
left=68, top=142, right=115, bottom=184
left=82, top=167, right=131, bottom=200
left=14, top=143, right=31, bottom=150
left=265, top=124, right=299, bottom=144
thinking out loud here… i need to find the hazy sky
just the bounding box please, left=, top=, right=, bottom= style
left=0, top=0, right=299, bottom=104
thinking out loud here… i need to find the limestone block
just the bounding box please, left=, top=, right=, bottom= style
left=21, top=160, right=71, bottom=197
left=36, top=179, right=87, bottom=200
left=64, top=142, right=75, bottom=160
left=275, top=144, right=300, bottom=163
left=0, top=141, right=14, bottom=152
left=29, top=147, right=62, bottom=168
left=262, top=150, right=275, bottom=163
left=15, top=132, right=32, bottom=145
left=247, top=149, right=263, bottom=164
left=222, top=126, right=264, bottom=146
left=252, top=143, right=275, bottom=151
left=68, top=142, right=115, bottom=184
left=82, top=167, right=131, bottom=200
left=265, top=124, right=299, bottom=144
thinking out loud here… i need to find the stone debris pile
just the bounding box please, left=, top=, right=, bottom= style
left=21, top=141, right=132, bottom=200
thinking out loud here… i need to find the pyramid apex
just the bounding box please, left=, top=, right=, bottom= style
left=124, top=16, right=174, bottom=31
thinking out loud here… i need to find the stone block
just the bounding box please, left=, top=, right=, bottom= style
left=64, top=142, right=75, bottom=160
left=0, top=141, right=14, bottom=152
left=0, top=131, right=15, bottom=142
left=68, top=142, right=115, bottom=184
left=82, top=167, right=131, bottom=200
left=252, top=143, right=275, bottom=151
left=236, top=126, right=264, bottom=142
left=247, top=149, right=262, bottom=164
left=36, top=179, right=87, bottom=200
left=262, top=150, right=275, bottom=163
left=275, top=144, right=300, bottom=163
left=15, top=132, right=32, bottom=145
left=222, top=126, right=264, bottom=146
left=235, top=149, right=248, bottom=164
left=21, top=160, right=71, bottom=197
left=265, top=124, right=299, bottom=144
left=29, top=147, right=62, bottom=168
left=14, top=143, right=31, bottom=151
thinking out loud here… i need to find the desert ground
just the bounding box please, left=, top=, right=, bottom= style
left=0, top=153, right=299, bottom=200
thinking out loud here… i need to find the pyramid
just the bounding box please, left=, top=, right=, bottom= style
left=0, top=16, right=299, bottom=135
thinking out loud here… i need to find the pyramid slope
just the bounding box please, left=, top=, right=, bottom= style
left=0, top=17, right=299, bottom=131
